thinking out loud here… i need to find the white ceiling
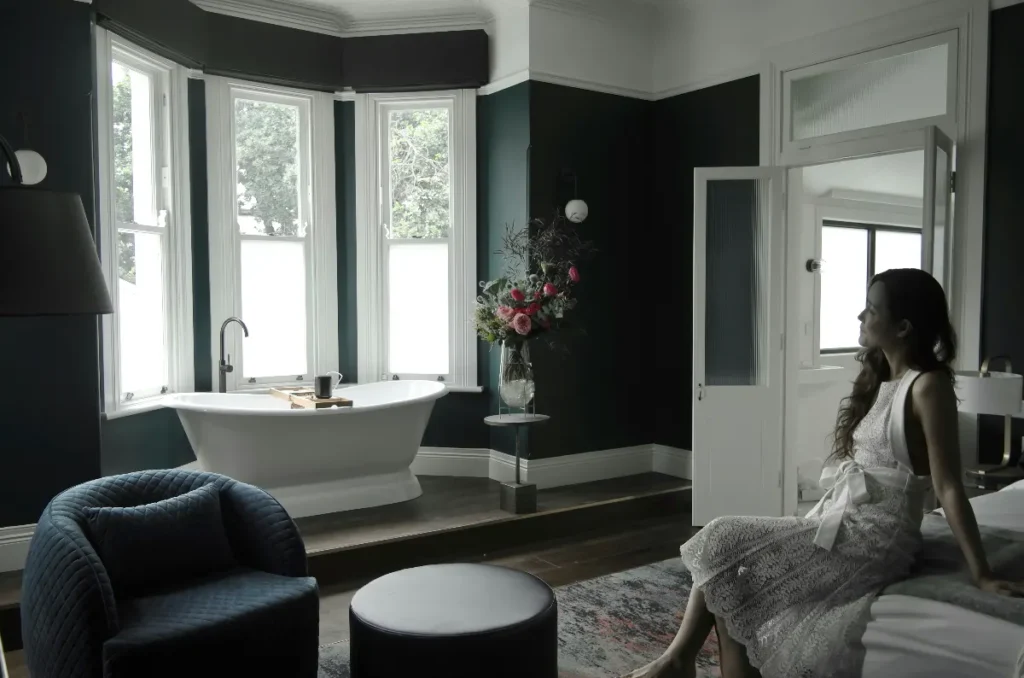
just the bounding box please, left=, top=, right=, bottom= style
left=802, top=151, right=925, bottom=199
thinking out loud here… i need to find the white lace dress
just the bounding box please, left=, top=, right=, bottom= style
left=680, top=370, right=931, bottom=677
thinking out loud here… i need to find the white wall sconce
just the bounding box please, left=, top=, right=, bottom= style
left=561, top=169, right=588, bottom=223
left=5, top=148, right=47, bottom=185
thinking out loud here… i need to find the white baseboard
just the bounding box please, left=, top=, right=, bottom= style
left=652, top=445, right=693, bottom=479
left=0, top=443, right=691, bottom=574
left=0, top=524, right=34, bottom=574
left=410, top=447, right=491, bottom=477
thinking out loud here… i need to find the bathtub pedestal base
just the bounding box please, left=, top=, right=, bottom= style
left=500, top=482, right=537, bottom=514
left=265, top=468, right=423, bottom=518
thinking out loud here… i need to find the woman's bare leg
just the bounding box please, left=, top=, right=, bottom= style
left=622, top=587, right=715, bottom=678
left=715, top=616, right=761, bottom=678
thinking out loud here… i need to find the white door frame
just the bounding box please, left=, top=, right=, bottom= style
left=754, top=0, right=988, bottom=517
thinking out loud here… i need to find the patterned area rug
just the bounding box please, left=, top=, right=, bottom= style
left=318, top=558, right=721, bottom=677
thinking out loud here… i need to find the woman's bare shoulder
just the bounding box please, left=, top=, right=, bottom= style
left=911, top=370, right=956, bottom=410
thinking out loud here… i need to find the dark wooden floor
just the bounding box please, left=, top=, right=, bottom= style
left=316, top=512, right=696, bottom=648
left=3, top=473, right=693, bottom=676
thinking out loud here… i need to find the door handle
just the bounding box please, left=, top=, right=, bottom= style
left=697, top=383, right=705, bottom=401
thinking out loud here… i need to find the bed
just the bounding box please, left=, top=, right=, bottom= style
left=861, top=484, right=1024, bottom=677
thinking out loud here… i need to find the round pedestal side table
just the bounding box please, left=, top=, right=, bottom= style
left=484, top=413, right=549, bottom=514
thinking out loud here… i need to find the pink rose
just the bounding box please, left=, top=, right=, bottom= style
left=543, top=283, right=558, bottom=297
left=525, top=303, right=540, bottom=316
left=495, top=306, right=515, bottom=322
left=534, top=290, right=542, bottom=300
left=510, top=288, right=526, bottom=302
left=512, top=313, right=532, bottom=336
left=569, top=266, right=580, bottom=283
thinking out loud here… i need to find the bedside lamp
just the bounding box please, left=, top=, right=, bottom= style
left=957, top=356, right=1023, bottom=484
left=0, top=132, right=113, bottom=316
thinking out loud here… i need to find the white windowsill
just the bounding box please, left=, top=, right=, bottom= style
left=799, top=364, right=852, bottom=385
left=103, top=397, right=171, bottom=421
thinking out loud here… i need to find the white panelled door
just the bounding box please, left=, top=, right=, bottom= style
left=693, top=167, right=786, bottom=527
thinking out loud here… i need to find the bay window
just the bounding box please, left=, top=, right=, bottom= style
left=355, top=91, right=478, bottom=389
left=96, top=29, right=194, bottom=411
left=206, top=77, right=338, bottom=390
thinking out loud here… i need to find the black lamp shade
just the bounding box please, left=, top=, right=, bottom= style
left=0, top=186, right=114, bottom=315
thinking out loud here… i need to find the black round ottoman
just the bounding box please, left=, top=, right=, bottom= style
left=349, top=563, right=558, bottom=678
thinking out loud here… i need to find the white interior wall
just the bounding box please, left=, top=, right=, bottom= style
left=651, top=0, right=942, bottom=95
left=527, top=2, right=654, bottom=97
left=482, top=0, right=530, bottom=86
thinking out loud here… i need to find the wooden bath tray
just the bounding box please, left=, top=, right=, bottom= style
left=270, top=387, right=353, bottom=409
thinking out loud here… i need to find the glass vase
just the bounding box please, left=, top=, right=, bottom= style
left=499, top=341, right=535, bottom=412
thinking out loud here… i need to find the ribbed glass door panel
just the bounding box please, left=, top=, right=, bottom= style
left=704, top=179, right=770, bottom=386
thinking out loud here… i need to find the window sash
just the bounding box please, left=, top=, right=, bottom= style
left=379, top=101, right=454, bottom=243
left=818, top=220, right=922, bottom=354
left=207, top=76, right=338, bottom=392
left=382, top=238, right=452, bottom=380
left=97, top=28, right=194, bottom=412
left=358, top=92, right=477, bottom=387
left=379, top=102, right=453, bottom=380
left=229, top=89, right=313, bottom=384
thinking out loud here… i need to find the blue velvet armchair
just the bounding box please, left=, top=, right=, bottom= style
left=20, top=469, right=319, bottom=678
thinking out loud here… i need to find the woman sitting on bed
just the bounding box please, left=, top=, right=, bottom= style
left=627, top=268, right=1024, bottom=678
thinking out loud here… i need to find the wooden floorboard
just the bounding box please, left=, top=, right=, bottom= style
left=313, top=512, right=695, bottom=648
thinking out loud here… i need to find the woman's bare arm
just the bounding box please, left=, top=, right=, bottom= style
left=915, top=371, right=1024, bottom=594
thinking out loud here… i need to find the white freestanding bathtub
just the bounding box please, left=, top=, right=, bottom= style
left=166, top=381, right=448, bottom=518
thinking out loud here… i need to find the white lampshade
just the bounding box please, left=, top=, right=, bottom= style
left=955, top=371, right=1023, bottom=416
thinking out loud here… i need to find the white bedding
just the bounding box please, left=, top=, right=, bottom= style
left=861, top=488, right=1024, bottom=677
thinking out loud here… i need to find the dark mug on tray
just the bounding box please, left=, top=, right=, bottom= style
left=315, top=375, right=333, bottom=399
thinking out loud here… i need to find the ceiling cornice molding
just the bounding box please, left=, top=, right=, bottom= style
left=191, top=0, right=344, bottom=36
left=345, top=8, right=490, bottom=36
left=190, top=0, right=490, bottom=38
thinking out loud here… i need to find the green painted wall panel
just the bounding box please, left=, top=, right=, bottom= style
left=526, top=82, right=656, bottom=458
left=0, top=0, right=103, bottom=526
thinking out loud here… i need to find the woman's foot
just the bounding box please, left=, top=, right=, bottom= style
left=621, top=654, right=695, bottom=678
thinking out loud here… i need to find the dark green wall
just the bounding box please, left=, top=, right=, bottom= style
left=652, top=75, right=761, bottom=450
left=526, top=82, right=656, bottom=458
left=101, top=409, right=196, bottom=475
left=476, top=83, right=532, bottom=454
left=190, top=79, right=213, bottom=393
left=980, top=2, right=1024, bottom=464
left=0, top=0, right=104, bottom=527
left=336, top=101, right=359, bottom=382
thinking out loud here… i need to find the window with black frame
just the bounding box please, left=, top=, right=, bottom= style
left=819, top=220, right=921, bottom=353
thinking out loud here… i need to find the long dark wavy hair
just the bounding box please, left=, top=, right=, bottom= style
left=829, top=268, right=957, bottom=461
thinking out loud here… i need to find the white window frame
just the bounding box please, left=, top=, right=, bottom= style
left=206, top=76, right=339, bottom=392
left=355, top=90, right=479, bottom=390
left=804, top=192, right=923, bottom=367
left=96, top=27, right=194, bottom=413
left=780, top=30, right=959, bottom=162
